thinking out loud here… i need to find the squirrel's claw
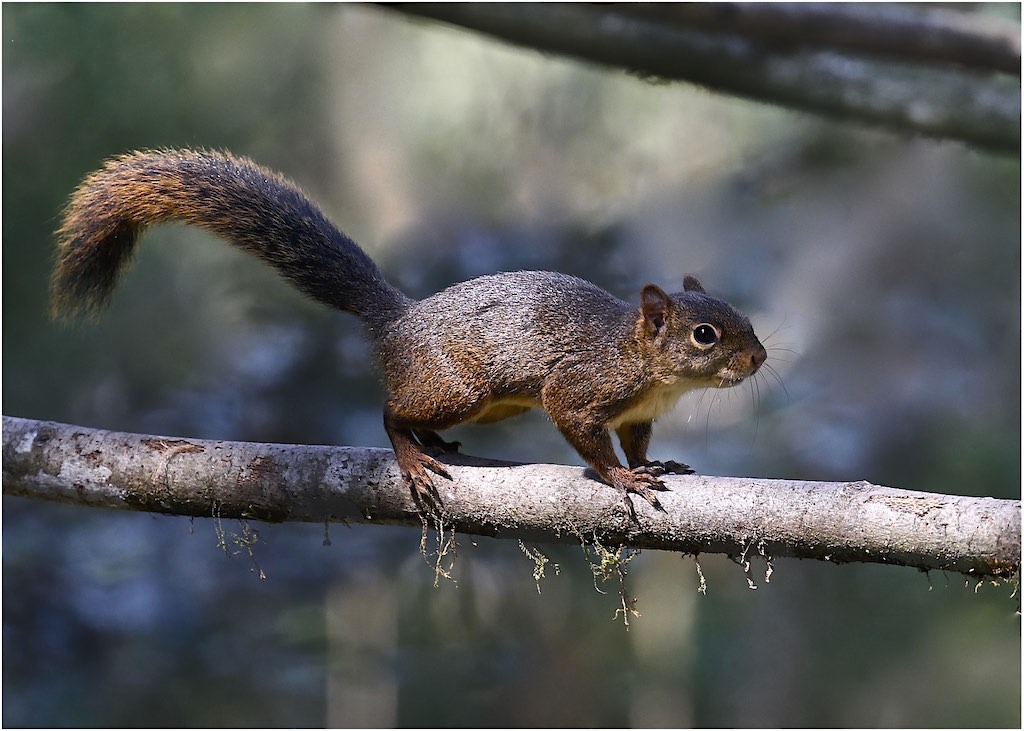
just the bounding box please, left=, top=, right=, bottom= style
left=608, top=467, right=669, bottom=520
left=404, top=455, right=451, bottom=510
left=621, top=487, right=665, bottom=524
left=630, top=478, right=668, bottom=512
left=385, top=418, right=454, bottom=510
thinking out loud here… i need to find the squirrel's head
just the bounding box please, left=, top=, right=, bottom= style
left=637, top=275, right=766, bottom=388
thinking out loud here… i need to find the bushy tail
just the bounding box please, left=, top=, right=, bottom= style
left=51, top=149, right=410, bottom=325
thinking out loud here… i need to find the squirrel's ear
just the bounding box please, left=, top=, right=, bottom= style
left=641, top=284, right=670, bottom=335
left=683, top=275, right=706, bottom=294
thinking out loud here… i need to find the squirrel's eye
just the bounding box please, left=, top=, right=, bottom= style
left=692, top=324, right=719, bottom=347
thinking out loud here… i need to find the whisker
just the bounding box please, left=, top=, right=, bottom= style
left=704, top=387, right=720, bottom=449
left=760, top=325, right=800, bottom=366
left=690, top=387, right=710, bottom=425
left=687, top=387, right=711, bottom=450
left=749, top=376, right=760, bottom=443
left=764, top=364, right=789, bottom=397
left=760, top=318, right=793, bottom=342
left=765, top=347, right=799, bottom=361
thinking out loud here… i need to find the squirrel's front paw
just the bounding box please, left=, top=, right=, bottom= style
left=608, top=466, right=669, bottom=517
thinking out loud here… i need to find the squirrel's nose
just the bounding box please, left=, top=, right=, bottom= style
left=751, top=344, right=767, bottom=371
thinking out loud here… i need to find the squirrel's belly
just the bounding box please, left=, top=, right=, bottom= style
left=606, top=379, right=704, bottom=429
left=467, top=395, right=540, bottom=424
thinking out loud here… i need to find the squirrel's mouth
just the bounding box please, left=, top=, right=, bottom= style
left=714, top=374, right=748, bottom=388
left=714, top=345, right=767, bottom=387
left=713, top=364, right=760, bottom=387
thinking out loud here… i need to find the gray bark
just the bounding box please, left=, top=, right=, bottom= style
left=387, top=3, right=1021, bottom=153
left=625, top=3, right=1021, bottom=75
left=3, top=415, right=1018, bottom=580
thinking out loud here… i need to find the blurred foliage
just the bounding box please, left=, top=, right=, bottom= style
left=3, top=4, right=1019, bottom=728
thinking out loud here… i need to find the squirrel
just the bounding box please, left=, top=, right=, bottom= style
left=51, top=149, right=767, bottom=517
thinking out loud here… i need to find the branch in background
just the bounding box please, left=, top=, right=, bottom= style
left=386, top=3, right=1020, bottom=154
left=626, top=3, right=1021, bottom=76
left=4, top=416, right=1019, bottom=581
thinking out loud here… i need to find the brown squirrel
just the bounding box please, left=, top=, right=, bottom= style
left=52, top=149, right=766, bottom=516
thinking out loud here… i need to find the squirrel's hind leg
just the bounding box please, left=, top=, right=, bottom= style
left=383, top=408, right=452, bottom=509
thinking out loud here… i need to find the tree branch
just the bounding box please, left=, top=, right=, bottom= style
left=3, top=415, right=1018, bottom=580
left=624, top=3, right=1021, bottom=76
left=385, top=3, right=1020, bottom=153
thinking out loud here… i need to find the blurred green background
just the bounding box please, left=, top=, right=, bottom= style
left=3, top=4, right=1019, bottom=727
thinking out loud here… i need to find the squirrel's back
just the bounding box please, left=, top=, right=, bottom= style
left=386, top=270, right=632, bottom=371
left=52, top=149, right=410, bottom=329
